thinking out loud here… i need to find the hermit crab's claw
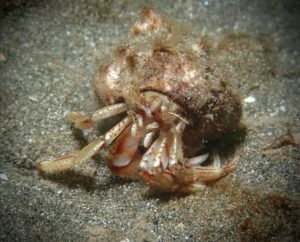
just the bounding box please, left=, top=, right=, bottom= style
left=185, top=154, right=238, bottom=193
left=138, top=117, right=238, bottom=193
left=141, top=150, right=238, bottom=194
left=37, top=103, right=130, bottom=173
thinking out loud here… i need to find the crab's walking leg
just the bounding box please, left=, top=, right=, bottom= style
left=67, top=103, right=127, bottom=129
left=37, top=116, right=132, bottom=173
left=140, top=121, right=186, bottom=191
left=106, top=123, right=145, bottom=179
left=36, top=141, right=104, bottom=173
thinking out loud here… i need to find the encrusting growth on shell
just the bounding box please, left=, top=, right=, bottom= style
left=37, top=8, right=242, bottom=193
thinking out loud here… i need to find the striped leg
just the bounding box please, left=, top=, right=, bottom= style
left=66, top=103, right=127, bottom=129
left=37, top=116, right=132, bottom=173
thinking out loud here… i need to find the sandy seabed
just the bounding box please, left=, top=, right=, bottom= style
left=0, top=0, right=299, bottom=241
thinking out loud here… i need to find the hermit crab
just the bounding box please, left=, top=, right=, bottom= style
left=37, top=8, right=242, bottom=193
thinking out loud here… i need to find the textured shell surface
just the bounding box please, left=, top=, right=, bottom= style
left=94, top=8, right=242, bottom=157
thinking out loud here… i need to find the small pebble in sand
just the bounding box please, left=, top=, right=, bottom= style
left=0, top=173, right=8, bottom=182
left=0, top=53, right=6, bottom=63
left=244, top=95, right=256, bottom=103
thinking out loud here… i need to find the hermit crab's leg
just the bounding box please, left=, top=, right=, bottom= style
left=142, top=131, right=156, bottom=148
left=141, top=133, right=180, bottom=191
left=140, top=121, right=186, bottom=191
left=66, top=103, right=127, bottom=129
left=139, top=135, right=166, bottom=173
left=129, top=113, right=143, bottom=137
left=141, top=121, right=160, bottom=148
left=168, top=121, right=185, bottom=166
left=106, top=120, right=146, bottom=179
left=37, top=116, right=132, bottom=173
